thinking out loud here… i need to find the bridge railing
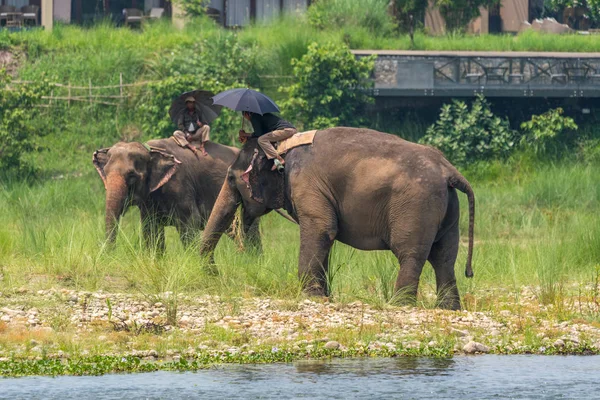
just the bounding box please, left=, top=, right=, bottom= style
left=353, top=51, right=600, bottom=97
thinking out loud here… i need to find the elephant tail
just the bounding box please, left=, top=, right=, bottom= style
left=448, top=172, right=475, bottom=278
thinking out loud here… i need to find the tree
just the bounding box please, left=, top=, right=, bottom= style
left=434, top=0, right=501, bottom=32
left=279, top=42, right=375, bottom=130
left=390, top=0, right=429, bottom=32
left=173, top=0, right=210, bottom=18
left=0, top=70, right=50, bottom=176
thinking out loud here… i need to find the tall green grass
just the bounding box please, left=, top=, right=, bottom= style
left=3, top=16, right=600, bottom=312
left=2, top=159, right=600, bottom=309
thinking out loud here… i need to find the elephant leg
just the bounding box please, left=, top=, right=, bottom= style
left=141, top=209, right=165, bottom=254
left=298, top=216, right=336, bottom=297
left=389, top=204, right=438, bottom=306
left=242, top=209, right=262, bottom=254
left=177, top=208, right=202, bottom=249
left=428, top=222, right=461, bottom=310
left=393, top=253, right=428, bottom=306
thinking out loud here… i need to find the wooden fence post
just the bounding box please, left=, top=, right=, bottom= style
left=120, top=73, right=124, bottom=108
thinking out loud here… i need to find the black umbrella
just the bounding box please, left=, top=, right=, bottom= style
left=169, top=90, right=222, bottom=125
left=211, top=88, right=280, bottom=115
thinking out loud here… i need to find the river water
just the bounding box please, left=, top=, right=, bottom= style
left=2, top=356, right=600, bottom=399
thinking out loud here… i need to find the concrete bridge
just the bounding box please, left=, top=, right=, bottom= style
left=353, top=50, right=600, bottom=99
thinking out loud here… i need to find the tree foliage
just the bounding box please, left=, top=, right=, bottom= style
left=0, top=70, right=50, bottom=176
left=435, top=0, right=501, bottom=31
left=173, top=0, right=210, bottom=18
left=390, top=0, right=429, bottom=31
left=544, top=0, right=600, bottom=27
left=520, top=107, right=577, bottom=155
left=279, top=42, right=375, bottom=130
left=420, top=95, right=516, bottom=165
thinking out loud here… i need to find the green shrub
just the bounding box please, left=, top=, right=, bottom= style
left=520, top=107, right=578, bottom=155
left=279, top=42, right=375, bottom=130
left=0, top=71, right=50, bottom=177
left=577, top=139, right=600, bottom=164
left=435, top=0, right=501, bottom=32
left=390, top=0, right=429, bottom=32
left=420, top=95, right=516, bottom=165
left=307, top=0, right=396, bottom=35
left=174, top=0, right=210, bottom=18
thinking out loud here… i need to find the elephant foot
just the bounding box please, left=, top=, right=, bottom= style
left=303, top=285, right=328, bottom=298
left=390, top=288, right=418, bottom=307
left=437, top=297, right=461, bottom=311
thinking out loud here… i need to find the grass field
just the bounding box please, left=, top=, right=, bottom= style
left=2, top=146, right=600, bottom=313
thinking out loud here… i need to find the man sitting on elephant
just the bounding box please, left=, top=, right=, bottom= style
left=175, top=96, right=210, bottom=156
left=238, top=111, right=297, bottom=171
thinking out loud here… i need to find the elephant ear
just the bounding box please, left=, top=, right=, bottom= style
left=148, top=149, right=181, bottom=193
left=93, top=148, right=111, bottom=189
left=247, top=151, right=285, bottom=210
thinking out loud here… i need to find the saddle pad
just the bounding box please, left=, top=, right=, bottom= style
left=277, top=130, right=317, bottom=155
left=171, top=131, right=190, bottom=148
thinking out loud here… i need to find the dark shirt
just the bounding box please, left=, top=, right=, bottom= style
left=249, top=113, right=295, bottom=138
left=178, top=110, right=201, bottom=133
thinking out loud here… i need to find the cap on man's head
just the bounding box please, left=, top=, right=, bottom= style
left=185, top=96, right=195, bottom=103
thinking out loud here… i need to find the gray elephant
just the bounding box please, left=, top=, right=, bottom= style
left=199, top=128, right=475, bottom=310
left=93, top=139, right=261, bottom=251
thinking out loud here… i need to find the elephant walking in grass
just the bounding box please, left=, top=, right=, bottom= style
left=93, top=139, right=261, bottom=252
left=200, top=128, right=475, bottom=310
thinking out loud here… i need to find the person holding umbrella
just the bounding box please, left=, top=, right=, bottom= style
left=211, top=88, right=296, bottom=171
left=239, top=112, right=297, bottom=171
left=175, top=96, right=211, bottom=156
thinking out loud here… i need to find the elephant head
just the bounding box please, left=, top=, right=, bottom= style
left=200, top=139, right=288, bottom=259
left=93, top=142, right=181, bottom=244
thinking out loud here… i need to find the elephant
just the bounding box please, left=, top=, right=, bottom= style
left=199, top=127, right=475, bottom=310
left=92, top=138, right=262, bottom=252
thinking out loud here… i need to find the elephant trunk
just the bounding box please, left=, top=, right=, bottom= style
left=200, top=178, right=241, bottom=260
left=105, top=173, right=128, bottom=244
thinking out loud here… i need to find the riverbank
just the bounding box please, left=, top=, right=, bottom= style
left=1, top=286, right=599, bottom=376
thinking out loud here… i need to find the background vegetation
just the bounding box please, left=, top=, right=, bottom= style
left=1, top=0, right=600, bottom=322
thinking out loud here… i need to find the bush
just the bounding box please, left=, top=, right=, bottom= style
left=420, top=95, right=516, bottom=165
left=279, top=42, right=375, bottom=130
left=435, top=0, right=500, bottom=32
left=0, top=71, right=50, bottom=176
left=520, top=107, right=577, bottom=155
left=174, top=0, right=210, bottom=18
left=307, top=0, right=396, bottom=35
left=390, top=0, right=429, bottom=32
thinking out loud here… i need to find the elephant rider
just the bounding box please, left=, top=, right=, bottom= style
left=238, top=111, right=297, bottom=171
left=174, top=96, right=210, bottom=156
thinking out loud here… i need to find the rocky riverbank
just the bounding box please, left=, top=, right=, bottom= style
left=1, top=287, right=599, bottom=375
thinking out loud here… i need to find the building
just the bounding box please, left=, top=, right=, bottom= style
left=206, top=0, right=311, bottom=27
left=2, top=0, right=526, bottom=32
left=425, top=0, right=529, bottom=35
left=0, top=0, right=173, bottom=29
